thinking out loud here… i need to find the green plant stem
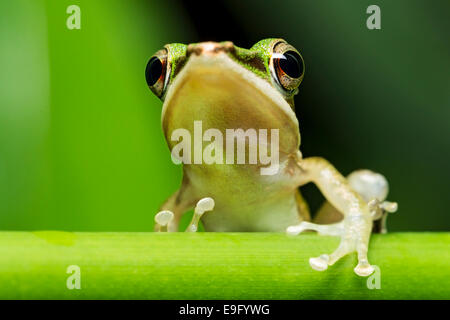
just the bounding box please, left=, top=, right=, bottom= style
left=0, top=232, right=448, bottom=299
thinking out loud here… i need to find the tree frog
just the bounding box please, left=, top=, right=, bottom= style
left=145, top=39, right=397, bottom=276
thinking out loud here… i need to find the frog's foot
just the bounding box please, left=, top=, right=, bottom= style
left=185, top=197, right=215, bottom=232
left=286, top=220, right=374, bottom=276
left=348, top=170, right=398, bottom=233
left=369, top=199, right=398, bottom=233
left=287, top=221, right=343, bottom=237
left=154, top=210, right=174, bottom=232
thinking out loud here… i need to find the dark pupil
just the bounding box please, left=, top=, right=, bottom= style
left=279, top=51, right=303, bottom=78
left=145, top=57, right=163, bottom=86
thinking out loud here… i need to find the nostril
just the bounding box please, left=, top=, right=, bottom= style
left=222, top=41, right=235, bottom=52
left=186, top=42, right=235, bottom=57
left=187, top=44, right=202, bottom=57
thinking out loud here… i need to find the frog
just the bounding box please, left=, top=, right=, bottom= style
left=145, top=39, right=397, bottom=276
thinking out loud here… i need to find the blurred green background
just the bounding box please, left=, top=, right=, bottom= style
left=0, top=0, right=448, bottom=232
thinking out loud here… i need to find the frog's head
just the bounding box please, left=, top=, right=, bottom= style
left=145, top=39, right=304, bottom=153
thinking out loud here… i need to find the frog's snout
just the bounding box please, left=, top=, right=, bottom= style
left=187, top=41, right=234, bottom=57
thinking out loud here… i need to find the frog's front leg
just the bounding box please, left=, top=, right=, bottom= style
left=154, top=178, right=196, bottom=232
left=155, top=197, right=215, bottom=232
left=154, top=178, right=215, bottom=232
left=287, top=157, right=376, bottom=276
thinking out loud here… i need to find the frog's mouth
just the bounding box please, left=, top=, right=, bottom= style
left=161, top=52, right=300, bottom=154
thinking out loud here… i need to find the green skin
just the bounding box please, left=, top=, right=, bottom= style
left=146, top=39, right=397, bottom=276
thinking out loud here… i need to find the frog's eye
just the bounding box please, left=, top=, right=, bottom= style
left=270, top=42, right=304, bottom=92
left=145, top=48, right=170, bottom=98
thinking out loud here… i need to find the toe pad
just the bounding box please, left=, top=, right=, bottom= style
left=309, top=255, right=330, bottom=271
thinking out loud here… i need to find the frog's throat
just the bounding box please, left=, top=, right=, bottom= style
left=160, top=52, right=299, bottom=134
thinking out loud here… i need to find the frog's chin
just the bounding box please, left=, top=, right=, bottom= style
left=161, top=52, right=300, bottom=152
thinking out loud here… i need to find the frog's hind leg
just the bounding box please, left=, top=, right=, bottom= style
left=295, top=190, right=311, bottom=222
left=288, top=157, right=379, bottom=276
left=287, top=218, right=373, bottom=274
left=313, top=169, right=397, bottom=233
left=288, top=159, right=399, bottom=276
left=287, top=221, right=343, bottom=237
left=287, top=220, right=353, bottom=271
